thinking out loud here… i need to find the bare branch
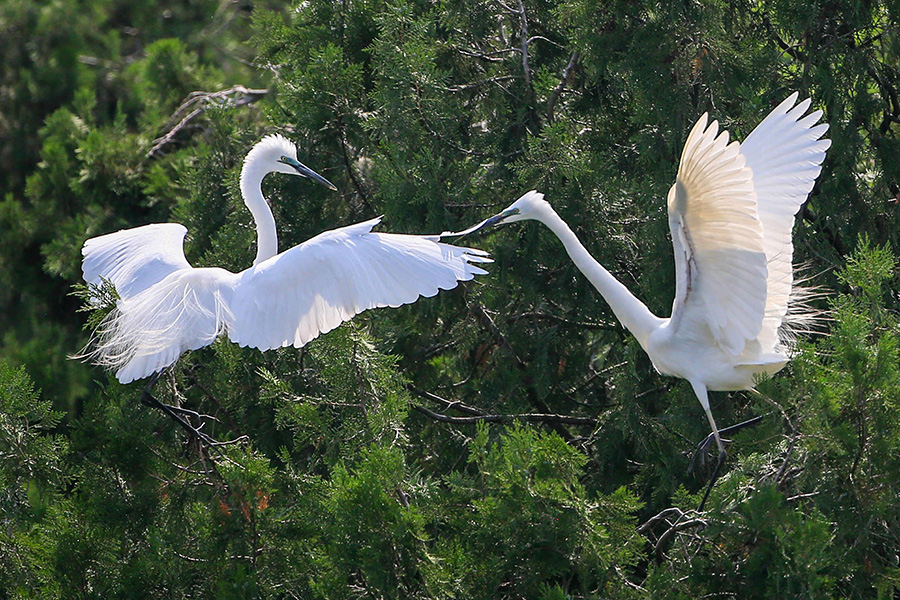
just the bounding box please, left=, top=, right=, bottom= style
left=637, top=507, right=686, bottom=534
left=335, top=111, right=375, bottom=212
left=654, top=517, right=707, bottom=563
left=407, top=386, right=486, bottom=416
left=517, top=0, right=532, bottom=92
left=526, top=35, right=562, bottom=48
left=763, top=15, right=806, bottom=62
left=456, top=47, right=521, bottom=62
left=547, top=51, right=580, bottom=123
left=148, top=85, right=269, bottom=158
left=447, top=76, right=522, bottom=92
left=508, top=308, right=614, bottom=330
left=412, top=403, right=597, bottom=426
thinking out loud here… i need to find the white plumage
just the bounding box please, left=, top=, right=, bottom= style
left=80, top=135, right=490, bottom=383
left=459, top=94, right=830, bottom=483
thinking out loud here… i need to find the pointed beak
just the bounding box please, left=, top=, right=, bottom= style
left=279, top=156, right=337, bottom=190
left=432, top=207, right=520, bottom=240
left=461, top=208, right=519, bottom=236
left=482, top=211, right=514, bottom=228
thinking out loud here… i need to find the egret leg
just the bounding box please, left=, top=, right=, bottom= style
left=690, top=381, right=726, bottom=512
left=690, top=400, right=765, bottom=512
left=139, top=369, right=220, bottom=447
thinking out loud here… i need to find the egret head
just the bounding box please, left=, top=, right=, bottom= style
left=248, top=134, right=337, bottom=190
left=479, top=190, right=550, bottom=229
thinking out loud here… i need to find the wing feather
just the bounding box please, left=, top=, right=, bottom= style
left=81, top=223, right=237, bottom=383
left=668, top=115, right=768, bottom=354
left=227, top=217, right=490, bottom=351
left=86, top=267, right=236, bottom=383
left=82, top=224, right=192, bottom=298
left=740, top=93, right=830, bottom=352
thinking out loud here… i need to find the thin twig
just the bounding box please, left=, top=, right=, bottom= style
left=516, top=0, right=532, bottom=92
left=407, top=386, right=486, bottom=416
left=508, top=309, right=614, bottom=330
left=637, top=507, right=686, bottom=534
left=467, top=299, right=575, bottom=440
left=412, top=404, right=597, bottom=426
left=654, top=518, right=707, bottom=564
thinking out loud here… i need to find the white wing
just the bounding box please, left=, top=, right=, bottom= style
left=667, top=114, right=768, bottom=355
left=82, top=223, right=192, bottom=298
left=227, top=217, right=490, bottom=350
left=81, top=223, right=234, bottom=383
left=739, top=93, right=830, bottom=352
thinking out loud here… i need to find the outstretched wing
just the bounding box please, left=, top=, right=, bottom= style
left=82, top=223, right=192, bottom=299
left=667, top=115, right=768, bottom=355
left=227, top=217, right=491, bottom=350
left=739, top=93, right=830, bottom=352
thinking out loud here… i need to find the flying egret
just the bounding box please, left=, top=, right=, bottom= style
left=79, top=133, right=490, bottom=401
left=454, top=94, right=830, bottom=507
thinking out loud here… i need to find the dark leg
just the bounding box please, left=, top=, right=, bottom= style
left=690, top=415, right=764, bottom=511
left=690, top=415, right=765, bottom=468
left=697, top=449, right=726, bottom=512
left=139, top=368, right=221, bottom=447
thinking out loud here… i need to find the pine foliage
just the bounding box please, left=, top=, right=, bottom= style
left=2, top=0, right=900, bottom=598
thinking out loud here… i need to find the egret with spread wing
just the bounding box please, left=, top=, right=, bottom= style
left=79, top=134, right=490, bottom=388
left=456, top=94, right=829, bottom=508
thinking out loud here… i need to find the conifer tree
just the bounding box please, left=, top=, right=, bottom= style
left=3, top=0, right=900, bottom=598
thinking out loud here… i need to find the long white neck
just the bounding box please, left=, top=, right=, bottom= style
left=240, top=160, right=278, bottom=265
left=537, top=208, right=663, bottom=349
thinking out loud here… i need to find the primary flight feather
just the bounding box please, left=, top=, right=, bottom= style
left=80, top=134, right=490, bottom=383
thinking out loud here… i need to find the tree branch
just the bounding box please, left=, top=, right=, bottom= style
left=335, top=111, right=374, bottom=213
left=148, top=85, right=268, bottom=158
left=516, top=0, right=532, bottom=92
left=763, top=15, right=806, bottom=62
left=412, top=404, right=596, bottom=426
left=508, top=309, right=615, bottom=330
left=654, top=517, right=706, bottom=564
left=547, top=51, right=580, bottom=123
left=447, top=76, right=522, bottom=92
left=467, top=299, right=575, bottom=441
left=407, top=386, right=486, bottom=416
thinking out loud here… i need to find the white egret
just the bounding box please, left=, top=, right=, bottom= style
left=456, top=94, right=829, bottom=506
left=79, top=134, right=490, bottom=388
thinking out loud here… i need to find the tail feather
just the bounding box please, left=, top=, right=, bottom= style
left=776, top=266, right=829, bottom=354
left=79, top=270, right=233, bottom=383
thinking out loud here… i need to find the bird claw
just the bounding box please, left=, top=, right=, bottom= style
left=688, top=434, right=731, bottom=473
left=688, top=415, right=765, bottom=511
left=688, top=414, right=765, bottom=473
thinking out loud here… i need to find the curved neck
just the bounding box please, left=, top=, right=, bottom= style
left=537, top=208, right=663, bottom=349
left=240, top=162, right=278, bottom=265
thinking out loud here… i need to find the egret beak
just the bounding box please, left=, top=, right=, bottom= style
left=463, top=207, right=520, bottom=235
left=482, top=209, right=517, bottom=228
left=432, top=207, right=520, bottom=239
left=279, top=156, right=338, bottom=190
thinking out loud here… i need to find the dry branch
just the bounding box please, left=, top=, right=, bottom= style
left=148, top=85, right=269, bottom=158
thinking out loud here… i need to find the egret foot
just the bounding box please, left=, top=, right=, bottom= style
left=689, top=415, right=764, bottom=511
left=139, top=370, right=225, bottom=447
left=689, top=415, right=764, bottom=472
